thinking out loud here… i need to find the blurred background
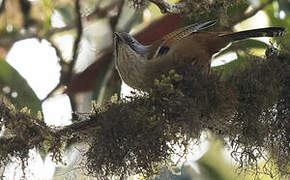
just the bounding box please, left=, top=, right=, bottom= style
left=0, top=0, right=289, bottom=179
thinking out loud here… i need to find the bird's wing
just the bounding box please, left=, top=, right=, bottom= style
left=148, top=20, right=217, bottom=59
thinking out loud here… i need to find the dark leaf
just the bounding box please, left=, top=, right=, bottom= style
left=0, top=59, right=41, bottom=114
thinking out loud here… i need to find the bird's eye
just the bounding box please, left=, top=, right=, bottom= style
left=124, top=35, right=135, bottom=44
left=128, top=38, right=135, bottom=44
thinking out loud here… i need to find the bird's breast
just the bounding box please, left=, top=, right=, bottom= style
left=116, top=53, right=149, bottom=90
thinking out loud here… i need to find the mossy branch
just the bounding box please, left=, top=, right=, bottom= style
left=1, top=46, right=290, bottom=179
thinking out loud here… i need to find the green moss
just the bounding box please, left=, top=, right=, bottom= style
left=1, top=45, right=290, bottom=179
left=82, top=46, right=290, bottom=178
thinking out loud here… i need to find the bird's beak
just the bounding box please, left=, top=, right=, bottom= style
left=114, top=32, right=123, bottom=43
left=114, top=32, right=122, bottom=58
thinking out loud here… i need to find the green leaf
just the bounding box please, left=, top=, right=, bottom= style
left=0, top=59, right=41, bottom=114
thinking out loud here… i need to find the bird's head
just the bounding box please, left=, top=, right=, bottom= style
left=114, top=32, right=149, bottom=62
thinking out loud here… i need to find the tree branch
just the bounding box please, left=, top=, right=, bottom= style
left=49, top=40, right=65, bottom=64
left=110, top=0, right=125, bottom=30
left=66, top=0, right=83, bottom=84
left=86, top=0, right=123, bottom=21
left=42, top=1, right=125, bottom=100
left=0, top=23, right=75, bottom=48
left=148, top=0, right=189, bottom=14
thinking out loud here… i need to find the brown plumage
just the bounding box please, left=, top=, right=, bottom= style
left=114, top=20, right=285, bottom=90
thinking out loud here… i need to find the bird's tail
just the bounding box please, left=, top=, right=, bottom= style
left=220, top=27, right=286, bottom=41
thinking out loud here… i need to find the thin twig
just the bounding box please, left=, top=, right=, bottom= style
left=110, top=0, right=125, bottom=30
left=42, top=1, right=122, bottom=100
left=41, top=38, right=68, bottom=102
left=229, top=0, right=274, bottom=27
left=42, top=0, right=83, bottom=102
left=63, top=0, right=83, bottom=112
left=0, top=32, right=37, bottom=47
left=0, top=0, right=119, bottom=47
left=0, top=24, right=75, bottom=47
left=86, top=1, right=122, bottom=21
left=66, top=0, right=83, bottom=83
left=41, top=83, right=62, bottom=102
left=49, top=40, right=65, bottom=64
left=45, top=23, right=76, bottom=38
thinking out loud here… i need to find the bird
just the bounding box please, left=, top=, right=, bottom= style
left=114, top=20, right=285, bottom=91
